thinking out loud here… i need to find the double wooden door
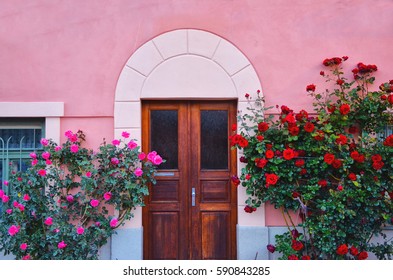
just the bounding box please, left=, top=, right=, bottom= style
left=142, top=100, right=237, bottom=259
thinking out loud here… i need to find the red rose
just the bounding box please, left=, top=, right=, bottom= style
left=283, top=148, right=295, bottom=160
left=245, top=174, right=251, bottom=180
left=231, top=124, right=237, bottom=131
left=350, top=151, right=359, bottom=160
left=284, top=113, right=296, bottom=124
left=288, top=254, right=299, bottom=260
left=314, top=130, right=325, bottom=141
left=349, top=246, right=359, bottom=256
left=327, top=105, right=336, bottom=113
left=267, top=244, right=276, bottom=253
left=295, top=159, right=305, bottom=167
left=301, top=255, right=311, bottom=260
left=323, top=153, right=335, bottom=165
left=337, top=185, right=344, bottom=191
left=357, top=251, right=368, bottom=260
left=265, top=150, right=274, bottom=159
left=339, top=104, right=350, bottom=115
left=388, top=95, right=393, bottom=105
left=342, top=56, right=349, bottom=61
left=306, top=84, right=316, bottom=92
left=332, top=159, right=343, bottom=169
left=372, top=161, right=384, bottom=170
left=304, top=122, right=315, bottom=133
left=336, top=134, right=348, bottom=145
left=231, top=176, right=241, bottom=186
left=245, top=93, right=250, bottom=98
left=336, top=244, right=348, bottom=255
left=291, top=240, right=304, bottom=251
left=337, top=79, right=344, bottom=86
left=292, top=191, right=301, bottom=198
left=244, top=205, right=256, bottom=213
left=348, top=173, right=357, bottom=181
left=318, top=179, right=328, bottom=187
left=371, top=154, right=382, bottom=162
left=355, top=154, right=365, bottom=163
left=258, top=122, right=269, bottom=132
left=320, top=71, right=325, bottom=76
left=229, top=134, right=242, bottom=146
left=300, top=168, right=307, bottom=175
left=265, top=173, right=279, bottom=186
left=281, top=105, right=292, bottom=114
left=256, top=135, right=264, bottom=141
left=295, top=110, right=308, bottom=121
left=288, top=125, right=300, bottom=136
left=239, top=156, right=248, bottom=163
left=238, top=138, right=248, bottom=148
left=265, top=143, right=273, bottom=149
left=381, top=95, right=387, bottom=100
left=383, top=135, right=393, bottom=146
left=255, top=158, right=268, bottom=168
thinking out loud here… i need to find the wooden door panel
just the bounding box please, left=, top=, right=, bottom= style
left=201, top=212, right=230, bottom=260
left=149, top=212, right=180, bottom=260
left=150, top=180, right=180, bottom=202
left=200, top=180, right=230, bottom=202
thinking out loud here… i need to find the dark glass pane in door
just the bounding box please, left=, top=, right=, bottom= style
left=150, top=110, right=178, bottom=169
left=201, top=110, right=228, bottom=169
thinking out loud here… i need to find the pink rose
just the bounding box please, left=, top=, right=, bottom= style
left=29, top=152, right=37, bottom=159
left=38, top=169, right=46, bottom=176
left=86, top=171, right=92, bottom=178
left=3, top=180, right=9, bottom=186
left=90, top=199, right=99, bottom=207
left=31, top=159, right=38, bottom=166
left=6, top=209, right=12, bottom=214
left=23, top=194, right=30, bottom=201
left=122, top=131, right=130, bottom=138
left=13, top=201, right=19, bottom=208
left=152, top=155, right=163, bottom=165
left=70, top=144, right=79, bottom=153
left=20, top=243, right=28, bottom=251
left=103, top=192, right=112, bottom=201
left=58, top=241, right=67, bottom=249
left=147, top=151, right=157, bottom=162
left=53, top=228, right=60, bottom=233
left=64, top=130, right=73, bottom=138
left=76, top=227, right=84, bottom=235
left=18, top=204, right=25, bottom=212
left=134, top=168, right=143, bottom=177
left=127, top=141, right=137, bottom=150
left=55, top=146, right=62, bottom=152
left=112, top=139, right=120, bottom=146
left=110, top=218, right=118, bottom=228
left=2, top=195, right=10, bottom=203
left=8, top=225, right=19, bottom=236
left=65, top=130, right=78, bottom=142
left=0, top=189, right=4, bottom=198
left=41, top=152, right=51, bottom=160
left=22, top=255, right=31, bottom=260
left=44, top=217, right=53, bottom=226
left=66, top=195, right=74, bottom=203
left=40, top=138, right=49, bottom=146
left=138, top=153, right=146, bottom=160
left=95, top=222, right=101, bottom=227
left=45, top=159, right=52, bottom=165
left=111, top=158, right=119, bottom=165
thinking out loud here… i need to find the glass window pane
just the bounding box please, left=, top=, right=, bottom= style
left=0, top=128, right=42, bottom=150
left=201, top=110, right=228, bottom=169
left=150, top=110, right=178, bottom=169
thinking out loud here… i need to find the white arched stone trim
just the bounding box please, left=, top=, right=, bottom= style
left=113, top=29, right=265, bottom=260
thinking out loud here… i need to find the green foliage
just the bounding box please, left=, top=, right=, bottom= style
left=0, top=130, right=161, bottom=259
left=232, top=57, right=393, bottom=259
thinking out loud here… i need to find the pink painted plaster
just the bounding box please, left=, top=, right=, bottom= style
left=1, top=0, right=393, bottom=225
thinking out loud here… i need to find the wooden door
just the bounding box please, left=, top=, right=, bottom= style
left=142, top=100, right=237, bottom=260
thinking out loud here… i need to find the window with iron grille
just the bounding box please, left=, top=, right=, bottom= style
left=0, top=118, right=45, bottom=211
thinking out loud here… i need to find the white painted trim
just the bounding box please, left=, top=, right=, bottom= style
left=0, top=102, right=64, bottom=117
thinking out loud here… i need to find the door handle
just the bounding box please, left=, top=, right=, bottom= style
left=191, top=187, right=196, bottom=207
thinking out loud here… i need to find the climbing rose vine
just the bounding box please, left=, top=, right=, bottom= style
left=231, top=57, right=393, bottom=259
left=0, top=130, right=162, bottom=260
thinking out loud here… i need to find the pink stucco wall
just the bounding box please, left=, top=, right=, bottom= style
left=1, top=0, right=393, bottom=225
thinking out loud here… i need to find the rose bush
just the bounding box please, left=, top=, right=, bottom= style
left=231, top=57, right=393, bottom=259
left=0, top=130, right=162, bottom=260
